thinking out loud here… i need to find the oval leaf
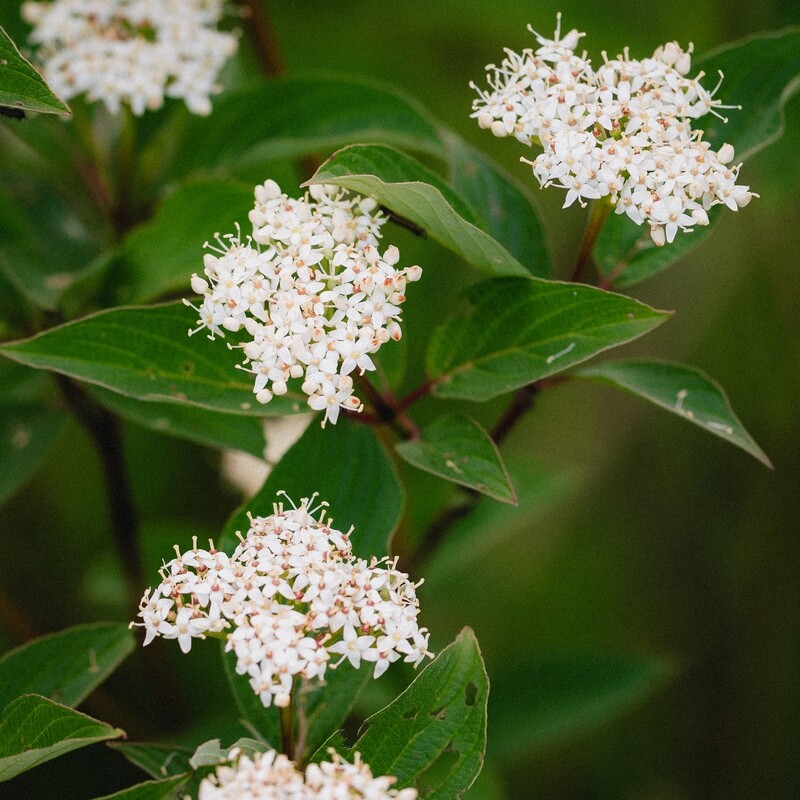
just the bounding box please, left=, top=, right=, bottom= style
left=444, top=133, right=551, bottom=278
left=595, top=28, right=800, bottom=287
left=118, top=180, right=255, bottom=304
left=168, top=74, right=444, bottom=179
left=0, top=623, right=135, bottom=712
left=396, top=415, right=516, bottom=504
left=0, top=26, right=69, bottom=115
left=91, top=775, right=188, bottom=800
left=574, top=359, right=771, bottom=466
left=0, top=302, right=303, bottom=416
left=427, top=277, right=669, bottom=402
left=0, top=694, right=124, bottom=782
left=88, top=386, right=267, bottom=457
left=221, top=416, right=404, bottom=558
left=489, top=653, right=673, bottom=760
left=306, top=144, right=531, bottom=278
left=342, top=628, right=488, bottom=800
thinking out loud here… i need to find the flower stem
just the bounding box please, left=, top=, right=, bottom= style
left=237, top=0, right=285, bottom=77
left=569, top=200, right=612, bottom=283
left=111, top=106, right=138, bottom=237
left=280, top=689, right=296, bottom=759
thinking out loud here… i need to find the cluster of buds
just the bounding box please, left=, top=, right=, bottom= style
left=187, top=181, right=421, bottom=426
left=23, top=0, right=237, bottom=115
left=471, top=14, right=754, bottom=245
left=198, top=748, right=418, bottom=800
left=134, top=495, right=432, bottom=708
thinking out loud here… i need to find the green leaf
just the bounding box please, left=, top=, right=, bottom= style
left=118, top=180, right=254, bottom=304
left=396, top=415, right=516, bottom=504
left=301, top=662, right=372, bottom=762
left=0, top=623, right=135, bottom=712
left=88, top=386, right=267, bottom=457
left=488, top=653, right=673, bottom=760
left=443, top=133, right=551, bottom=278
left=427, top=277, right=669, bottom=402
left=221, top=416, right=404, bottom=558
left=343, top=628, right=488, bottom=799
left=0, top=26, right=69, bottom=116
left=0, top=302, right=304, bottom=416
left=306, top=145, right=531, bottom=278
left=91, top=775, right=188, bottom=800
left=595, top=28, right=800, bottom=287
left=0, top=405, right=66, bottom=505
left=189, top=737, right=267, bottom=769
left=221, top=647, right=280, bottom=748
left=0, top=694, right=124, bottom=782
left=574, top=359, right=771, bottom=466
left=110, top=742, right=192, bottom=780
left=168, top=74, right=444, bottom=180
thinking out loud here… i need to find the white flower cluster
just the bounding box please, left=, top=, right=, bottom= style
left=471, top=14, right=755, bottom=245
left=134, top=495, right=431, bottom=708
left=22, top=0, right=238, bottom=115
left=187, top=181, right=421, bottom=426
left=198, top=748, right=418, bottom=800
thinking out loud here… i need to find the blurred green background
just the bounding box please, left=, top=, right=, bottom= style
left=1, top=1, right=799, bottom=798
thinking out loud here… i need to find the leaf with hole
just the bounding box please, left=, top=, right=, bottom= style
left=427, top=277, right=669, bottom=401
left=0, top=694, right=124, bottom=782
left=221, top=416, right=404, bottom=558
left=341, top=628, right=488, bottom=800
left=0, top=623, right=135, bottom=712
left=574, top=359, right=770, bottom=466
left=306, top=144, right=531, bottom=278
left=0, top=302, right=304, bottom=416
left=396, top=415, right=516, bottom=504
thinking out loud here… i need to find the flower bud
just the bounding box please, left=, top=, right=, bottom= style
left=190, top=274, right=209, bottom=295
left=717, top=143, right=735, bottom=164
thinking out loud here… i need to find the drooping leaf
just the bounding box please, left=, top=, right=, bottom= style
left=117, top=180, right=254, bottom=304
left=444, top=133, right=551, bottom=278
left=189, top=737, right=267, bottom=770
left=110, top=742, right=192, bottom=780
left=221, top=417, right=404, bottom=558
left=90, top=775, right=189, bottom=800
left=0, top=623, right=135, bottom=712
left=306, top=144, right=530, bottom=278
left=427, top=277, right=669, bottom=401
left=595, top=28, right=800, bottom=287
left=221, top=647, right=281, bottom=749
left=168, top=74, right=444, bottom=180
left=574, top=359, right=771, bottom=466
left=0, top=26, right=69, bottom=116
left=489, top=653, right=674, bottom=759
left=396, top=415, right=516, bottom=504
left=342, top=628, right=488, bottom=800
left=0, top=694, right=124, bottom=782
left=88, top=386, right=267, bottom=457
left=0, top=405, right=66, bottom=505
left=0, top=302, right=304, bottom=416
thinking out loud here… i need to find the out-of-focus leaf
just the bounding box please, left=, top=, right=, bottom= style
left=90, top=775, right=189, bottom=800
left=0, top=303, right=304, bottom=416
left=0, top=694, right=123, bottom=781
left=118, top=180, right=254, bottom=304
left=595, top=28, right=800, bottom=287
left=444, top=133, right=551, bottom=278
left=221, top=647, right=280, bottom=749
left=110, top=742, right=192, bottom=780
left=0, top=405, right=65, bottom=505
left=396, top=415, right=516, bottom=503
left=342, top=629, right=488, bottom=800
left=221, top=417, right=404, bottom=558
left=88, top=385, right=267, bottom=457
left=0, top=26, right=69, bottom=115
left=574, top=359, right=771, bottom=466
left=372, top=333, right=407, bottom=394
left=169, top=74, right=444, bottom=179
left=0, top=623, right=135, bottom=711
left=306, top=144, right=530, bottom=278
left=489, top=653, right=674, bottom=759
left=427, top=277, right=668, bottom=401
